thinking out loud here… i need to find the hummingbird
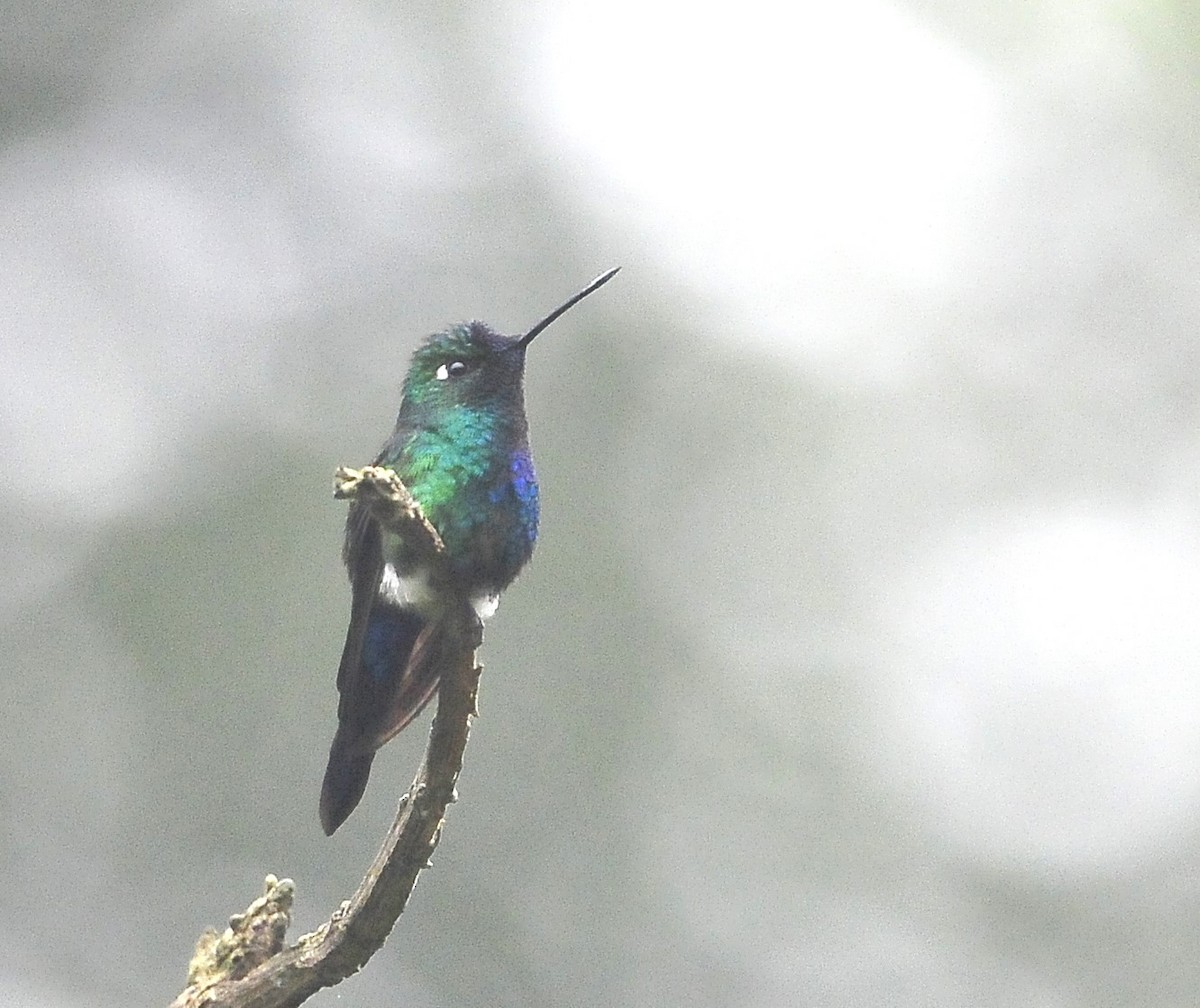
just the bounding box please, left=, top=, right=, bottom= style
left=319, top=268, right=619, bottom=834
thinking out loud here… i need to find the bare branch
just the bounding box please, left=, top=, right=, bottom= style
left=170, top=466, right=481, bottom=1008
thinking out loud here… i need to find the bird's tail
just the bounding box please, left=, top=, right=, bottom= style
left=319, top=606, right=446, bottom=834
left=319, top=729, right=376, bottom=836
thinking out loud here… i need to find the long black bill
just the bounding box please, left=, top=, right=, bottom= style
left=519, top=267, right=620, bottom=347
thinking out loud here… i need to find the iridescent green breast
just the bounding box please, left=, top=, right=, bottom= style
left=401, top=407, right=497, bottom=519
left=394, top=406, right=538, bottom=591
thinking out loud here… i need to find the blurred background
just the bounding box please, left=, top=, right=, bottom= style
left=3, top=1, right=1199, bottom=1005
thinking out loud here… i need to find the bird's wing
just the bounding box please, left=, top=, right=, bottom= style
left=336, top=499, right=384, bottom=695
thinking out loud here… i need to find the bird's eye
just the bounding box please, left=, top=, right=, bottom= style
left=435, top=360, right=470, bottom=381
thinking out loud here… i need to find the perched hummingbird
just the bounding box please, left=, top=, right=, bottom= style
left=319, top=268, right=619, bottom=834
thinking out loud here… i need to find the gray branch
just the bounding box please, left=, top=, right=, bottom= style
left=170, top=466, right=482, bottom=1008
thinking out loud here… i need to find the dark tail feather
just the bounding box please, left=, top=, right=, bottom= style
left=320, top=729, right=376, bottom=835
left=320, top=607, right=446, bottom=833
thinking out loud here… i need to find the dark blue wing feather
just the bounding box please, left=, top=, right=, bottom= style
left=319, top=499, right=441, bottom=834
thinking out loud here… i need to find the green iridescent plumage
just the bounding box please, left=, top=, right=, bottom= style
left=401, top=407, right=501, bottom=526
left=381, top=326, right=538, bottom=583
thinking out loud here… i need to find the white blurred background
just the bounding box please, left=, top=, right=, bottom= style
left=3, top=1, right=1199, bottom=1005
